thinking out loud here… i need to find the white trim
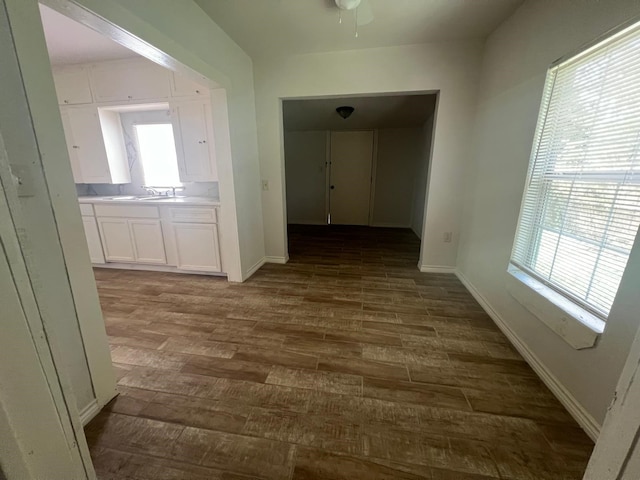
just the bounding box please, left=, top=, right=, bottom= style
left=507, top=266, right=602, bottom=350
left=242, top=257, right=266, bottom=281
left=94, top=262, right=227, bottom=277
left=79, top=400, right=101, bottom=426
left=456, top=269, right=601, bottom=441
left=265, top=255, right=289, bottom=264
left=419, top=264, right=456, bottom=273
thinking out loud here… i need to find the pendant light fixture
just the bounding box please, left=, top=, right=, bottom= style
left=335, top=0, right=363, bottom=38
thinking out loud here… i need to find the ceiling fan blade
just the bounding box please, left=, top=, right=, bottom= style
left=357, top=0, right=374, bottom=26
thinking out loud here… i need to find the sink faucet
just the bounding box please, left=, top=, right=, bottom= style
left=143, top=186, right=185, bottom=197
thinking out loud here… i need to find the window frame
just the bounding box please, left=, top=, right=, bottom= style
left=132, top=121, right=182, bottom=188
left=508, top=18, right=640, bottom=347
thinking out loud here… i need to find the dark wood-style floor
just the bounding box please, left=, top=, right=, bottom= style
left=86, top=225, right=594, bottom=480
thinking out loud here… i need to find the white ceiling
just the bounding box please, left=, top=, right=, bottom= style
left=196, top=0, right=524, bottom=58
left=283, top=94, right=437, bottom=131
left=39, top=4, right=138, bottom=66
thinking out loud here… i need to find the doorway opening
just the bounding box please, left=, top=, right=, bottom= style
left=283, top=94, right=438, bottom=265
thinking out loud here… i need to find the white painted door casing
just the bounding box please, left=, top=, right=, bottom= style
left=329, top=131, right=374, bottom=225
left=171, top=99, right=218, bottom=182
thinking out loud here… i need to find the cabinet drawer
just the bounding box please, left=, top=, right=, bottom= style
left=94, top=204, right=159, bottom=219
left=79, top=203, right=94, bottom=216
left=167, top=206, right=217, bottom=223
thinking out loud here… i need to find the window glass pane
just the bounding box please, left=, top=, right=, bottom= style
left=511, top=21, right=640, bottom=319
left=134, top=123, right=181, bottom=187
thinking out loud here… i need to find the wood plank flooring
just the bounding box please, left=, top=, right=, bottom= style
left=87, top=225, right=594, bottom=479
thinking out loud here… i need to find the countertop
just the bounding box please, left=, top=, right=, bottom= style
left=77, top=195, right=220, bottom=206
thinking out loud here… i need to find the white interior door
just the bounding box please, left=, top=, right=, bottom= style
left=329, top=131, right=374, bottom=225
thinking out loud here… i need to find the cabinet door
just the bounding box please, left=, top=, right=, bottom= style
left=170, top=72, right=209, bottom=98
left=59, top=109, right=83, bottom=183
left=129, top=219, right=167, bottom=264
left=90, top=61, right=169, bottom=102
left=171, top=100, right=218, bottom=182
left=53, top=67, right=93, bottom=105
left=173, top=223, right=221, bottom=272
left=66, top=107, right=111, bottom=183
left=81, top=216, right=105, bottom=264
left=97, top=218, right=135, bottom=262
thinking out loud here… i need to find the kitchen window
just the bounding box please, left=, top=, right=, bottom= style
left=134, top=123, right=181, bottom=187
left=509, top=20, right=640, bottom=337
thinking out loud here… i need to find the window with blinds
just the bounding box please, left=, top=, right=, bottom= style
left=511, top=21, right=640, bottom=320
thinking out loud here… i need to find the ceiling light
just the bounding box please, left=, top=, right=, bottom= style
left=336, top=106, right=355, bottom=119
left=335, top=0, right=361, bottom=10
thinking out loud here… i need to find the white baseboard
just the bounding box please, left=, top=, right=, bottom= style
left=455, top=269, right=601, bottom=442
left=243, top=257, right=266, bottom=280
left=94, top=263, right=227, bottom=277
left=419, top=264, right=457, bottom=274
left=79, top=399, right=101, bottom=426
left=265, top=255, right=289, bottom=264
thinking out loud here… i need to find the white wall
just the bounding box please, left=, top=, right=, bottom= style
left=457, top=0, right=640, bottom=427
left=284, top=127, right=429, bottom=229
left=411, top=115, right=435, bottom=238
left=254, top=41, right=483, bottom=266
left=372, top=128, right=423, bottom=228
left=284, top=130, right=327, bottom=225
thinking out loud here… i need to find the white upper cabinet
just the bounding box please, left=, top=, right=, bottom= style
left=170, top=72, right=209, bottom=98
left=90, top=59, right=170, bottom=103
left=171, top=99, right=218, bottom=182
left=59, top=109, right=83, bottom=183
left=61, top=106, right=130, bottom=184
left=52, top=66, right=93, bottom=105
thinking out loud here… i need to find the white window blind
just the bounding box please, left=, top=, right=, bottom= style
left=511, top=21, right=640, bottom=320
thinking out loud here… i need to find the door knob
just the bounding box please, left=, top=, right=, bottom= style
left=330, top=185, right=335, bottom=190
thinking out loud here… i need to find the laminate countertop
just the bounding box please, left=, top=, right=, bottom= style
left=77, top=195, right=220, bottom=206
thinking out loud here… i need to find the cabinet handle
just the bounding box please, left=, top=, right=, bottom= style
left=127, top=95, right=133, bottom=99
left=64, top=100, right=69, bottom=104
left=195, top=90, right=200, bottom=94
left=202, top=140, right=207, bottom=144
left=73, top=145, right=79, bottom=149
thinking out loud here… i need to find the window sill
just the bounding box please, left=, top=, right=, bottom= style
left=506, top=265, right=604, bottom=350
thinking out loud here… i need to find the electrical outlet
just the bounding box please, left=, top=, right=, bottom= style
left=262, top=180, right=269, bottom=191
left=443, top=232, right=453, bottom=243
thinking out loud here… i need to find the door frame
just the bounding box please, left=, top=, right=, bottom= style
left=0, top=70, right=94, bottom=480
left=280, top=92, right=439, bottom=259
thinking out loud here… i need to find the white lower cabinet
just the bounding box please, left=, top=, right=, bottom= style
left=130, top=220, right=167, bottom=264
left=81, top=216, right=105, bottom=264
left=162, top=206, right=222, bottom=273
left=81, top=202, right=222, bottom=274
left=97, top=218, right=136, bottom=263
left=97, top=217, right=167, bottom=265
left=172, top=223, right=221, bottom=272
